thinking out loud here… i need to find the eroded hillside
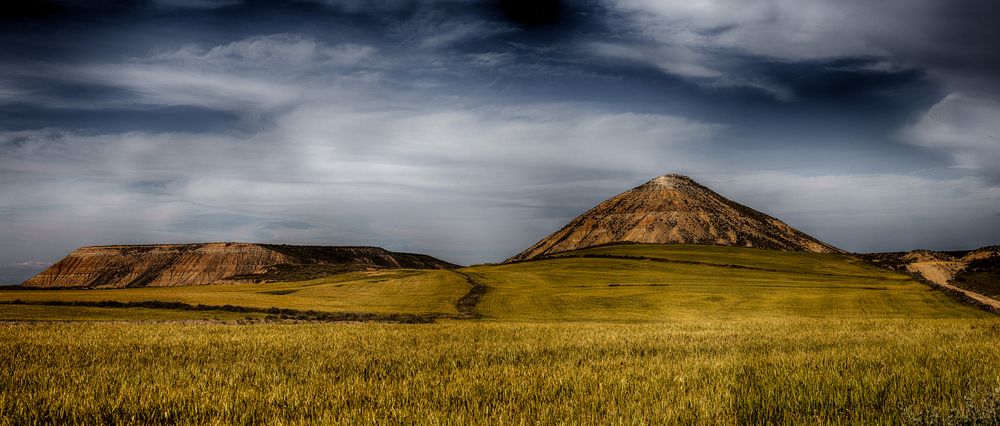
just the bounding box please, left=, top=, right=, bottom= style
left=508, top=174, right=841, bottom=261
left=22, top=243, right=457, bottom=288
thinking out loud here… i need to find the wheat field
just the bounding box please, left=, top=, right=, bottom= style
left=2, top=320, right=999, bottom=424
left=1, top=245, right=998, bottom=424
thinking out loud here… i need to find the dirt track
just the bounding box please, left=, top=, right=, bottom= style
left=452, top=271, right=488, bottom=319
left=907, top=262, right=1000, bottom=310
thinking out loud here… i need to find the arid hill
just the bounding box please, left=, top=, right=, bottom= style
left=953, top=251, right=1000, bottom=300
left=22, top=243, right=458, bottom=289
left=862, top=247, right=1000, bottom=281
left=863, top=247, right=1000, bottom=306
left=863, top=250, right=959, bottom=272
left=961, top=246, right=1000, bottom=262
left=508, top=174, right=841, bottom=262
left=903, top=249, right=959, bottom=263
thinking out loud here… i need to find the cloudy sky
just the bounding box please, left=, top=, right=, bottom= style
left=2, top=0, right=1000, bottom=282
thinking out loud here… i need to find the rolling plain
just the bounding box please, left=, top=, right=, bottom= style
left=2, top=244, right=999, bottom=424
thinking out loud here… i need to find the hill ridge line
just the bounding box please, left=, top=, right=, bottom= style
left=527, top=252, right=894, bottom=280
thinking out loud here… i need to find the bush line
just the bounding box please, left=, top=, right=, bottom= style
left=0, top=299, right=438, bottom=323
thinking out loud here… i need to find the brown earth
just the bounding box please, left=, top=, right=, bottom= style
left=906, top=262, right=1000, bottom=310
left=864, top=247, right=1000, bottom=309
left=950, top=252, right=1000, bottom=300
left=904, top=262, right=967, bottom=286
left=507, top=174, right=842, bottom=262
left=22, top=243, right=458, bottom=289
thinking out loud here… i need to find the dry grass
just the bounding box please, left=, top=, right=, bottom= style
left=469, top=245, right=976, bottom=322
left=1, top=244, right=998, bottom=424
left=0, top=269, right=468, bottom=318
left=2, top=319, right=1000, bottom=424
left=0, top=304, right=266, bottom=322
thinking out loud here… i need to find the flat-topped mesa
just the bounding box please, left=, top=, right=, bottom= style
left=22, top=242, right=458, bottom=289
left=507, top=174, right=842, bottom=262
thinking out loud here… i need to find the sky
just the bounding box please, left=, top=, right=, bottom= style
left=2, top=0, right=1000, bottom=283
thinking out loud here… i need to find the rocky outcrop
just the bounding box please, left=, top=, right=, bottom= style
left=961, top=246, right=1000, bottom=262
left=902, top=249, right=959, bottom=263
left=22, top=243, right=458, bottom=288
left=508, top=174, right=841, bottom=262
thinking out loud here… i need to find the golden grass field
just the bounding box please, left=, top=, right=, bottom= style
left=1, top=244, right=998, bottom=424
left=0, top=269, right=468, bottom=316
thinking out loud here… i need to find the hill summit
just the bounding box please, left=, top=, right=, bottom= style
left=508, top=174, right=841, bottom=261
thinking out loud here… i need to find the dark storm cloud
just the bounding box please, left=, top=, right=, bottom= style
left=0, top=1, right=62, bottom=20
left=875, top=0, right=1000, bottom=95
left=494, top=0, right=565, bottom=28
left=0, top=0, right=999, bottom=282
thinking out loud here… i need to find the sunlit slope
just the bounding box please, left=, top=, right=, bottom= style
left=0, top=269, right=468, bottom=317
left=469, top=244, right=980, bottom=322
left=550, top=243, right=876, bottom=276
left=1, top=244, right=986, bottom=322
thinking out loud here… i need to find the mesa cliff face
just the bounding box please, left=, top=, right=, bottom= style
left=22, top=243, right=457, bottom=288
left=508, top=174, right=841, bottom=262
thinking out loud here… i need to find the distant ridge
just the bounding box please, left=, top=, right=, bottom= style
left=508, top=174, right=841, bottom=262
left=22, top=242, right=458, bottom=289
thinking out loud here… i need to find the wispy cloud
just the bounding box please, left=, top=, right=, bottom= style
left=79, top=64, right=303, bottom=111
left=150, top=34, right=378, bottom=69
left=589, top=42, right=722, bottom=79
left=60, top=35, right=388, bottom=114
left=900, top=93, right=1000, bottom=180
left=607, top=0, right=1000, bottom=99
left=11, top=260, right=49, bottom=268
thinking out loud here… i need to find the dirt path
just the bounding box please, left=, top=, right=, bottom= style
left=452, top=271, right=488, bottom=319
left=908, top=262, right=1000, bottom=310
